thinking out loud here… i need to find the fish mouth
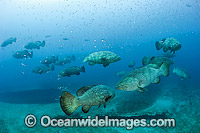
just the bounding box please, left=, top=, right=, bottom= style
left=116, top=84, right=126, bottom=91
left=116, top=84, right=133, bottom=91
left=105, top=96, right=113, bottom=102
left=176, top=44, right=182, bottom=50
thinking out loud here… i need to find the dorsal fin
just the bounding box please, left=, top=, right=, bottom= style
left=76, top=85, right=98, bottom=96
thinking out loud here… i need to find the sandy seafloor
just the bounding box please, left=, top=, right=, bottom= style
left=0, top=79, right=199, bottom=133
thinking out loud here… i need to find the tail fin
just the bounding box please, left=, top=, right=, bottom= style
left=155, top=41, right=162, bottom=50
left=29, top=51, right=33, bottom=58
left=40, top=40, right=46, bottom=47
left=83, top=56, right=88, bottom=63
left=142, top=56, right=149, bottom=66
left=80, top=66, right=85, bottom=73
left=71, top=55, right=75, bottom=61
left=51, top=65, right=55, bottom=71
left=60, top=91, right=80, bottom=115
left=160, top=63, right=169, bottom=76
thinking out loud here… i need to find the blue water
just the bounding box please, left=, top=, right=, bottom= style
left=0, top=0, right=200, bottom=132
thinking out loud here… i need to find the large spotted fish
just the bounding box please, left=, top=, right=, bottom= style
left=155, top=37, right=181, bottom=54
left=83, top=51, right=120, bottom=67
left=173, top=67, right=191, bottom=80
left=116, top=63, right=169, bottom=92
left=1, top=37, right=17, bottom=47
left=24, top=40, right=45, bottom=50
left=60, top=85, right=115, bottom=115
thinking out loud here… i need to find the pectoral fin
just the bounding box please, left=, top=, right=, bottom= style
left=137, top=85, right=147, bottom=93
left=152, top=77, right=160, bottom=84
left=103, top=63, right=109, bottom=67
left=137, top=88, right=144, bottom=93
left=163, top=48, right=168, bottom=52
left=82, top=105, right=92, bottom=113
left=88, top=62, right=95, bottom=66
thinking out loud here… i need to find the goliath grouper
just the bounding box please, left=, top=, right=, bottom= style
left=155, top=37, right=181, bottom=54
left=55, top=55, right=75, bottom=66
left=1, top=37, right=17, bottom=47
left=24, top=40, right=45, bottom=50
left=116, top=63, right=169, bottom=92
left=60, top=85, right=115, bottom=115
left=173, top=67, right=191, bottom=80
left=41, top=55, right=58, bottom=66
left=83, top=51, right=120, bottom=67
left=13, top=50, right=33, bottom=59
left=32, top=65, right=54, bottom=75
left=58, top=66, right=85, bottom=77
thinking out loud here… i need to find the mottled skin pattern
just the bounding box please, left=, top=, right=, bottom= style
left=162, top=38, right=181, bottom=51
left=116, top=64, right=166, bottom=91
left=83, top=51, right=120, bottom=67
left=143, top=56, right=174, bottom=66
left=173, top=67, right=191, bottom=79
left=75, top=85, right=115, bottom=106
left=58, top=66, right=85, bottom=77
left=156, top=37, right=181, bottom=53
